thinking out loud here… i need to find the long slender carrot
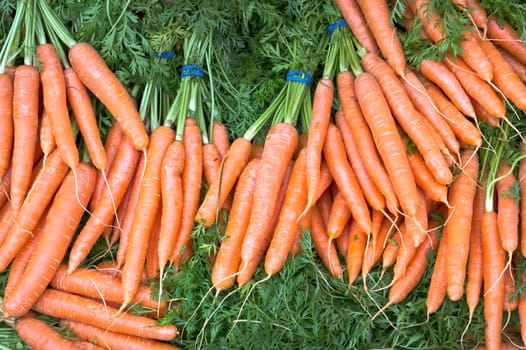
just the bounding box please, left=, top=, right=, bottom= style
left=326, top=189, right=352, bottom=240
left=3, top=163, right=96, bottom=318
left=354, top=72, right=418, bottom=217
left=61, top=319, right=181, bottom=350
left=122, top=125, right=175, bottom=307
left=15, top=316, right=78, bottom=350
left=361, top=53, right=452, bottom=186
left=498, top=47, right=526, bottom=83
left=170, top=118, right=202, bottom=267
left=33, top=289, right=178, bottom=341
left=486, top=15, right=526, bottom=66
left=426, top=234, right=447, bottom=315
left=64, top=67, right=107, bottom=170
left=346, top=219, right=367, bottom=286
left=338, top=70, right=398, bottom=213
left=362, top=217, right=394, bottom=281
left=310, top=204, right=343, bottom=278
left=0, top=73, right=13, bottom=179
left=521, top=145, right=526, bottom=257
left=10, top=64, right=40, bottom=214
left=335, top=0, right=379, bottom=55
left=481, top=211, right=506, bottom=350
left=356, top=0, right=406, bottom=76
left=445, top=149, right=479, bottom=301
left=466, top=186, right=485, bottom=319
left=407, top=150, right=449, bottom=204
left=68, top=136, right=140, bottom=273
left=145, top=210, right=161, bottom=280
left=496, top=161, right=519, bottom=256
left=68, top=42, right=148, bottom=150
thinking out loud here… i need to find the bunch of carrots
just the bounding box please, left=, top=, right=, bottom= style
left=0, top=0, right=526, bottom=349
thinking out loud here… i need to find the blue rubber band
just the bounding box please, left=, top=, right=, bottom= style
left=286, top=70, right=313, bottom=87
left=180, top=64, right=204, bottom=78
left=154, top=50, right=175, bottom=59
left=328, top=19, right=347, bottom=38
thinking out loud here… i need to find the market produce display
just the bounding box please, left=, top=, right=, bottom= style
left=0, top=0, right=526, bottom=349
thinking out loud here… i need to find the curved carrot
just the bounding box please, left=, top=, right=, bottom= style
left=408, top=150, right=449, bottom=205
left=61, top=319, right=181, bottom=350
left=357, top=0, right=406, bottom=76
left=346, top=219, right=367, bottom=286
left=11, top=64, right=40, bottom=214
left=0, top=73, right=13, bottom=179
left=69, top=42, right=148, bottom=150
left=37, top=43, right=78, bottom=170
left=354, top=72, right=418, bottom=217
left=486, top=15, right=526, bottom=66
left=466, top=186, right=484, bottom=319
left=122, top=126, right=175, bottom=306
left=310, top=204, right=343, bottom=278
left=3, top=163, right=96, bottom=318
left=212, top=158, right=260, bottom=291
left=445, top=149, right=479, bottom=301
left=15, top=316, right=78, bottom=350
left=33, top=289, right=178, bottom=341
left=335, top=0, right=379, bottom=54
left=64, top=67, right=107, bottom=170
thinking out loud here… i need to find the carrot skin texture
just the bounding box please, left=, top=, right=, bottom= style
left=64, top=67, right=107, bottom=170
left=499, top=48, right=526, bottom=83
left=33, top=289, right=178, bottom=341
left=69, top=43, right=148, bottom=150
left=466, top=0, right=488, bottom=29
left=346, top=220, right=367, bottom=286
left=16, top=316, right=78, bottom=350
left=407, top=151, right=448, bottom=204
left=466, top=186, right=485, bottom=317
left=0, top=74, right=13, bottom=179
left=61, top=320, right=181, bottom=350
left=335, top=0, right=379, bottom=54
left=11, top=65, right=40, bottom=213
left=68, top=136, right=140, bottom=273
left=326, top=190, right=352, bottom=240
left=426, top=233, right=447, bottom=315
left=486, top=15, right=526, bottom=66
left=496, top=162, right=519, bottom=253
left=310, top=204, right=343, bottom=278
left=354, top=72, right=418, bottom=217
left=122, top=126, right=175, bottom=306
left=3, top=163, right=96, bottom=317
left=445, top=150, right=479, bottom=301
left=212, top=120, right=230, bottom=159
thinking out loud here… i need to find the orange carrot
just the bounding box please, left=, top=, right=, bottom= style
left=69, top=42, right=148, bottom=150
left=445, top=149, right=479, bottom=301
left=212, top=120, right=230, bottom=159
left=426, top=234, right=447, bottom=315
left=203, top=143, right=221, bottom=186
left=33, top=289, right=178, bottom=341
left=335, top=0, right=379, bottom=54
left=335, top=221, right=350, bottom=258
left=354, top=72, right=418, bottom=217
left=466, top=186, right=485, bottom=319
left=310, top=204, right=343, bottom=278
left=3, top=163, right=96, bottom=317
left=39, top=109, right=56, bottom=159
left=0, top=167, right=11, bottom=209
left=362, top=217, right=394, bottom=280
left=61, top=319, right=181, bottom=350
left=326, top=189, right=352, bottom=240
left=503, top=264, right=517, bottom=312
left=496, top=161, right=520, bottom=256
left=346, top=219, right=367, bottom=286
left=466, top=0, right=488, bottom=29
left=122, top=126, right=175, bottom=306
left=407, top=150, right=449, bottom=204
left=519, top=272, right=526, bottom=346
left=486, top=15, right=526, bottom=66
left=0, top=73, right=13, bottom=179
left=498, top=47, right=526, bottom=83
left=145, top=210, right=162, bottom=280
left=521, top=146, right=526, bottom=257
left=472, top=97, right=501, bottom=128
left=15, top=316, right=78, bottom=350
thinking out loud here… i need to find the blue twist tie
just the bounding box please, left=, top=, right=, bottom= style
left=180, top=64, right=204, bottom=78
left=155, top=50, right=176, bottom=59
left=328, top=19, right=347, bottom=38
left=286, top=70, right=313, bottom=87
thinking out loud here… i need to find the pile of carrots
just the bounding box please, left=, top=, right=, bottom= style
left=0, top=0, right=526, bottom=348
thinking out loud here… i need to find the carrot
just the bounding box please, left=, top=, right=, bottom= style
left=335, top=110, right=385, bottom=211
left=74, top=341, right=105, bottom=350
left=481, top=211, right=506, bottom=350
left=0, top=73, right=13, bottom=179
left=405, top=188, right=429, bottom=247
left=265, top=149, right=308, bottom=276
left=486, top=15, right=526, bottom=66
left=158, top=140, right=185, bottom=275
left=33, top=289, right=178, bottom=341
left=335, top=221, right=350, bottom=258
left=52, top=265, right=167, bottom=314
left=354, top=71, right=418, bottom=217
left=419, top=59, right=476, bottom=118
left=64, top=67, right=107, bottom=170
left=323, top=124, right=371, bottom=233
left=91, top=121, right=123, bottom=211
left=15, top=316, right=78, bottom=350
left=68, top=136, right=140, bottom=273
left=356, top=0, right=406, bottom=76
left=61, top=319, right=181, bottom=350
left=170, top=118, right=203, bottom=267
left=521, top=146, right=526, bottom=257
left=496, top=161, right=519, bottom=260
left=196, top=137, right=252, bottom=227
left=519, top=272, right=526, bottom=346
left=466, top=0, right=488, bottom=28
left=401, top=69, right=460, bottom=156
left=424, top=81, right=482, bottom=147
left=68, top=42, right=148, bottom=150
left=3, top=163, right=95, bottom=318
left=212, top=158, right=260, bottom=291
left=346, top=219, right=367, bottom=286
left=310, top=204, right=343, bottom=278
left=459, top=29, right=494, bottom=81
left=122, top=125, right=175, bottom=306
left=335, top=0, right=379, bottom=55
left=338, top=70, right=398, bottom=214
left=466, top=186, right=485, bottom=319
left=203, top=143, right=222, bottom=186
left=362, top=217, right=394, bottom=280
left=212, top=120, right=230, bottom=159
left=326, top=189, right=352, bottom=240
left=407, top=150, right=449, bottom=204
left=362, top=53, right=452, bottom=186
left=426, top=233, right=447, bottom=315
left=39, top=109, right=56, bottom=159
left=503, top=264, right=517, bottom=312
left=96, top=260, right=147, bottom=284
left=10, top=64, right=40, bottom=214
left=0, top=167, right=11, bottom=209
left=382, top=230, right=401, bottom=272
left=445, top=149, right=479, bottom=301
left=0, top=149, right=69, bottom=271
left=498, top=47, right=526, bottom=83
left=443, top=54, right=505, bottom=119
left=480, top=39, right=526, bottom=110
left=238, top=122, right=298, bottom=284
left=305, top=78, right=333, bottom=214
left=0, top=201, right=14, bottom=247
left=110, top=177, right=133, bottom=245
left=472, top=97, right=501, bottom=128
left=145, top=210, right=162, bottom=280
